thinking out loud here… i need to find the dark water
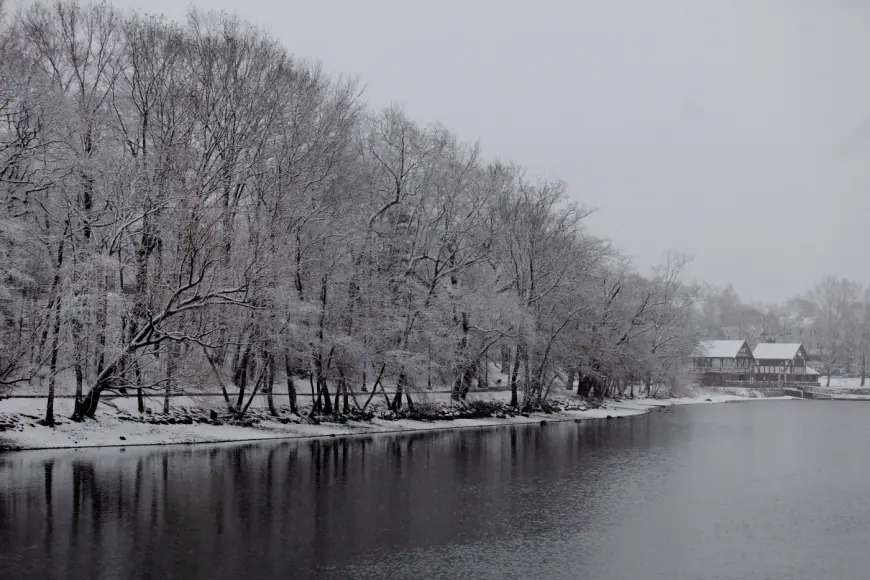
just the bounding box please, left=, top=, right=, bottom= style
left=2, top=400, right=870, bottom=579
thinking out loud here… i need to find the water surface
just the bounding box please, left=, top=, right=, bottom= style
left=2, top=400, right=870, bottom=579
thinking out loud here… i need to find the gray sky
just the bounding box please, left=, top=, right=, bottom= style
left=114, top=0, right=870, bottom=304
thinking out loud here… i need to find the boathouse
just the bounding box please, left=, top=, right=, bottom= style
left=752, top=342, right=818, bottom=383
left=691, top=340, right=755, bottom=386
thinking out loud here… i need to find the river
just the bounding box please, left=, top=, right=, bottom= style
left=2, top=400, right=870, bottom=579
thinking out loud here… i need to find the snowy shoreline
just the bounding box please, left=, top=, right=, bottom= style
left=0, top=391, right=787, bottom=452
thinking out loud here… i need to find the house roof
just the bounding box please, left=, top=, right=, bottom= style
left=753, top=343, right=804, bottom=360
left=692, top=340, right=748, bottom=358
left=806, top=366, right=820, bottom=376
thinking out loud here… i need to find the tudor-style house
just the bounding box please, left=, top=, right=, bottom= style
left=691, top=340, right=755, bottom=386
left=752, top=342, right=819, bottom=383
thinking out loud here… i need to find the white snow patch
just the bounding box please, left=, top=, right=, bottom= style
left=820, top=377, right=870, bottom=389
left=0, top=390, right=788, bottom=451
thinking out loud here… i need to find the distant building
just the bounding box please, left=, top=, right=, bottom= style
left=752, top=343, right=819, bottom=383
left=691, top=340, right=756, bottom=386
left=763, top=318, right=822, bottom=359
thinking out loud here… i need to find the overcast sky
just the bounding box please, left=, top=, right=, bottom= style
left=112, top=0, right=870, bottom=304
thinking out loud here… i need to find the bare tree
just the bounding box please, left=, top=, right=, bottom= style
left=810, top=276, right=859, bottom=387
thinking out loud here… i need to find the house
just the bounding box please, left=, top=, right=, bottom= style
left=752, top=342, right=818, bottom=383
left=691, top=340, right=756, bottom=386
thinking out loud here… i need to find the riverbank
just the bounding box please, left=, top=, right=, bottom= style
left=0, top=390, right=775, bottom=451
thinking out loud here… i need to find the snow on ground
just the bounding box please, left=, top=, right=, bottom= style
left=820, top=377, right=870, bottom=389
left=0, top=389, right=782, bottom=452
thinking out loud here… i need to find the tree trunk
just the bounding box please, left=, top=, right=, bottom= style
left=312, top=361, right=329, bottom=414
left=35, top=299, right=55, bottom=366
left=164, top=342, right=179, bottom=414
left=452, top=312, right=470, bottom=401
left=593, top=379, right=606, bottom=399
left=43, top=226, right=69, bottom=428
left=453, top=363, right=475, bottom=402
left=74, top=361, right=83, bottom=406
left=362, top=363, right=388, bottom=411
left=475, top=359, right=486, bottom=393
left=72, top=352, right=119, bottom=421
left=285, top=353, right=298, bottom=415
left=318, top=378, right=334, bottom=415
left=95, top=275, right=108, bottom=379
left=509, top=343, right=522, bottom=408
left=522, top=345, right=532, bottom=407
left=70, top=319, right=85, bottom=407
left=36, top=219, right=70, bottom=364
left=321, top=380, right=334, bottom=414
left=234, top=345, right=252, bottom=412
left=265, top=355, right=277, bottom=416
left=309, top=371, right=317, bottom=410
left=577, top=376, right=591, bottom=398
left=294, top=231, right=304, bottom=301
left=44, top=298, right=63, bottom=428
left=391, top=375, right=403, bottom=411
left=341, top=372, right=350, bottom=413
left=230, top=341, right=244, bottom=384
left=861, top=353, right=866, bottom=387
left=240, top=363, right=267, bottom=417
left=311, top=378, right=323, bottom=414
left=73, top=385, right=103, bottom=421
left=427, top=341, right=433, bottom=390
left=44, top=375, right=56, bottom=428
left=500, top=344, right=511, bottom=373
left=391, top=372, right=410, bottom=411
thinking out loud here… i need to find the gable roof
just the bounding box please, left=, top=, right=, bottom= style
left=692, top=340, right=748, bottom=359
left=752, top=343, right=804, bottom=360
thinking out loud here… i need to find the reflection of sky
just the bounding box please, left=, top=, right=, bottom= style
left=3, top=402, right=870, bottom=579
left=0, top=418, right=658, bottom=579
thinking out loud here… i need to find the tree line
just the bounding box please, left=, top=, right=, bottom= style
left=0, top=1, right=702, bottom=425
